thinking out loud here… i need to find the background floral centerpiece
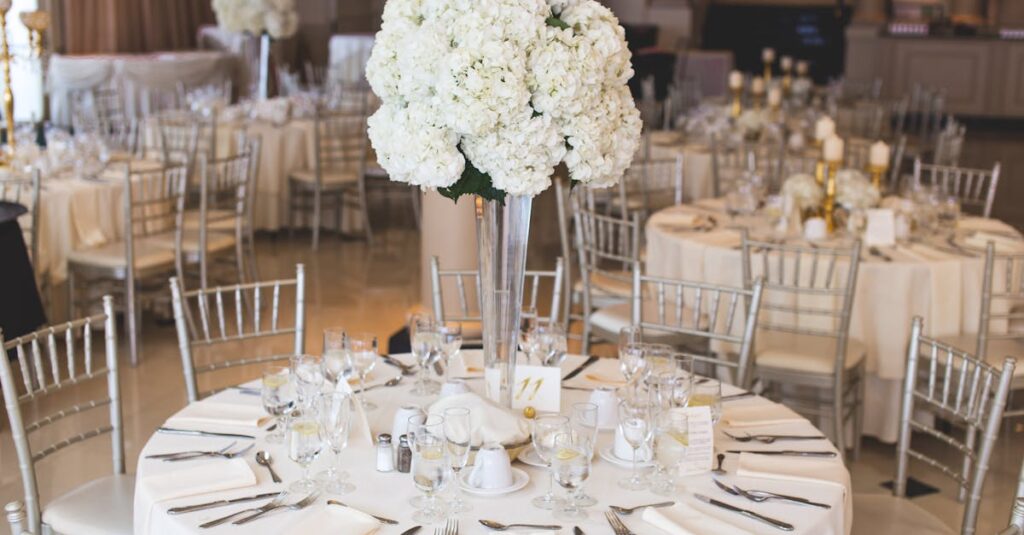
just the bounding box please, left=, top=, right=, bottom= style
left=211, top=0, right=298, bottom=39
left=782, top=173, right=824, bottom=212
left=835, top=169, right=881, bottom=210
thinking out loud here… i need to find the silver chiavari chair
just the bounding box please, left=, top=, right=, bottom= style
left=156, top=112, right=201, bottom=183
left=574, top=201, right=642, bottom=354
left=662, top=78, right=702, bottom=131
left=429, top=256, right=565, bottom=346
left=67, top=165, right=188, bottom=366
left=839, top=77, right=883, bottom=102
left=853, top=317, right=1015, bottom=535
left=170, top=263, right=306, bottom=403
left=843, top=101, right=885, bottom=140
left=616, top=155, right=684, bottom=222
left=288, top=107, right=372, bottom=250
left=71, top=84, right=138, bottom=155
left=999, top=460, right=1024, bottom=535
left=741, top=231, right=866, bottom=458
left=913, top=159, right=1001, bottom=218
left=0, top=296, right=132, bottom=535
left=711, top=134, right=785, bottom=197
left=934, top=120, right=966, bottom=167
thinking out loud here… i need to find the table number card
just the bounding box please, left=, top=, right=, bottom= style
left=865, top=208, right=897, bottom=247
left=485, top=365, right=562, bottom=413
left=679, top=406, right=714, bottom=475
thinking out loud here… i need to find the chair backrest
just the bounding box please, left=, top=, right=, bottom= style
left=907, top=84, right=946, bottom=145
left=913, top=159, right=1000, bottom=218
left=740, top=232, right=862, bottom=375
left=711, top=134, right=785, bottom=196
left=573, top=199, right=642, bottom=297
left=429, top=257, right=565, bottom=341
left=620, top=155, right=684, bottom=216
left=662, top=78, right=701, bottom=130
left=934, top=120, right=966, bottom=167
left=895, top=316, right=1015, bottom=535
left=839, top=77, right=883, bottom=101
left=631, top=262, right=765, bottom=387
left=977, top=242, right=1024, bottom=360
left=0, top=296, right=121, bottom=534
left=0, top=169, right=41, bottom=271
left=170, top=263, right=306, bottom=402
left=313, top=108, right=367, bottom=187
left=192, top=149, right=252, bottom=289
left=70, top=84, right=137, bottom=153
left=842, top=101, right=885, bottom=140
left=156, top=112, right=201, bottom=175
left=124, top=164, right=188, bottom=240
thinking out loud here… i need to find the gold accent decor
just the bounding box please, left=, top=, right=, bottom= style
left=868, top=164, right=887, bottom=191
left=730, top=86, right=742, bottom=118
left=0, top=2, right=13, bottom=148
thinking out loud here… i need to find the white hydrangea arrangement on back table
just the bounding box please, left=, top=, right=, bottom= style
left=211, top=0, right=299, bottom=39
left=365, top=0, right=642, bottom=201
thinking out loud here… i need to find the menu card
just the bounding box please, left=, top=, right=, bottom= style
left=865, top=208, right=897, bottom=246
left=680, top=406, right=714, bottom=475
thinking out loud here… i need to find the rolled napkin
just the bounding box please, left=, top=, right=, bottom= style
left=165, top=401, right=269, bottom=429
left=737, top=452, right=851, bottom=535
left=133, top=458, right=257, bottom=533
left=428, top=392, right=530, bottom=447
left=287, top=502, right=381, bottom=535
left=721, top=403, right=804, bottom=428
left=641, top=500, right=755, bottom=535
left=563, top=357, right=626, bottom=390
left=963, top=231, right=1024, bottom=253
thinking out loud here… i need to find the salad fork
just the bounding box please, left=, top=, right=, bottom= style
left=199, top=492, right=287, bottom=528
left=604, top=511, right=635, bottom=535
left=232, top=493, right=319, bottom=525
left=444, top=518, right=459, bottom=535
left=163, top=443, right=254, bottom=462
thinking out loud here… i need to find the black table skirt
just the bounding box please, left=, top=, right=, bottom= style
left=0, top=201, right=46, bottom=344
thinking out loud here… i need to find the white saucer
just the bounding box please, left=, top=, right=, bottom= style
left=599, top=446, right=653, bottom=468
left=517, top=446, right=545, bottom=468
left=459, top=467, right=530, bottom=496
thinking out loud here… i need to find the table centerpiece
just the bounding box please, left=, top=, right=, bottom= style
left=211, top=0, right=299, bottom=100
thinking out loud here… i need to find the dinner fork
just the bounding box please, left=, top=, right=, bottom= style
left=163, top=443, right=254, bottom=462
left=723, top=431, right=825, bottom=444
left=146, top=441, right=236, bottom=460
left=199, top=492, right=288, bottom=528
left=713, top=479, right=830, bottom=509
left=444, top=518, right=459, bottom=535
left=232, top=493, right=319, bottom=525
left=604, top=511, right=636, bottom=535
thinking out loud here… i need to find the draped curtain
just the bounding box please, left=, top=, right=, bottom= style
left=56, top=0, right=215, bottom=54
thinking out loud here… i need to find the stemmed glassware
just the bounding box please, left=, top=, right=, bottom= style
left=288, top=412, right=323, bottom=493
left=290, top=354, right=325, bottom=413
left=437, top=322, right=463, bottom=382
left=535, top=323, right=568, bottom=367
left=531, top=413, right=570, bottom=510
left=651, top=409, right=689, bottom=496
left=321, top=328, right=349, bottom=388
left=317, top=391, right=355, bottom=494
left=410, top=415, right=449, bottom=524
left=690, top=378, right=723, bottom=425
left=618, top=327, right=648, bottom=395
left=519, top=307, right=539, bottom=363
left=551, top=432, right=592, bottom=521
left=410, top=316, right=442, bottom=396
left=347, top=332, right=379, bottom=410
left=618, top=395, right=655, bottom=490
left=569, top=403, right=599, bottom=507
left=443, top=407, right=473, bottom=513
left=260, top=365, right=294, bottom=444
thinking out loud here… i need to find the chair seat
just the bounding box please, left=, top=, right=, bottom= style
left=68, top=239, right=176, bottom=271
left=149, top=229, right=237, bottom=255
left=755, top=330, right=867, bottom=374
left=183, top=209, right=240, bottom=232
left=574, top=271, right=632, bottom=308
left=42, top=474, right=135, bottom=535
left=290, top=168, right=360, bottom=185
left=589, top=302, right=703, bottom=347
left=851, top=493, right=955, bottom=535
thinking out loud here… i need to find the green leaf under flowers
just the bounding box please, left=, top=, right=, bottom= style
left=438, top=158, right=506, bottom=203
left=546, top=16, right=569, bottom=29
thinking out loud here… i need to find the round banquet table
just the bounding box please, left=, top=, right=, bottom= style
left=645, top=199, right=1023, bottom=442
left=134, top=352, right=852, bottom=534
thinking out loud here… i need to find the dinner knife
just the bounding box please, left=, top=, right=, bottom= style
left=399, top=527, right=422, bottom=535
left=168, top=492, right=280, bottom=514
left=157, top=427, right=256, bottom=440
left=693, top=493, right=794, bottom=531
left=721, top=392, right=755, bottom=402
left=562, top=355, right=599, bottom=382
left=726, top=449, right=837, bottom=457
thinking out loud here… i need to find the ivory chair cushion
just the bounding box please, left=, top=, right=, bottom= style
left=589, top=302, right=705, bottom=347
left=851, top=493, right=955, bottom=535
left=42, top=474, right=135, bottom=535
left=182, top=209, right=239, bottom=232
left=67, top=240, right=175, bottom=271
left=289, top=168, right=360, bottom=185
left=755, top=330, right=867, bottom=374
left=574, top=270, right=633, bottom=308
left=149, top=230, right=237, bottom=254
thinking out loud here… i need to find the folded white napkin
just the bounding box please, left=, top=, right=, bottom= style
left=721, top=403, right=804, bottom=428
left=562, top=357, right=626, bottom=390
left=165, top=401, right=269, bottom=429
left=287, top=503, right=381, bottom=535
left=737, top=452, right=852, bottom=535
left=429, top=392, right=530, bottom=447
left=133, top=458, right=257, bottom=533
left=641, top=501, right=754, bottom=535
left=964, top=231, right=1024, bottom=253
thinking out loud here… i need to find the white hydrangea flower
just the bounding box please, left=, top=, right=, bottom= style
left=782, top=173, right=825, bottom=210
left=836, top=169, right=880, bottom=210
left=212, top=0, right=298, bottom=39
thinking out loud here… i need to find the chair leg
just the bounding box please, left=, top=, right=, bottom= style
left=312, top=188, right=322, bottom=251
left=246, top=230, right=260, bottom=282
left=126, top=276, right=139, bottom=367
left=832, top=381, right=847, bottom=457
left=852, top=365, right=866, bottom=461
left=234, top=236, right=246, bottom=285
left=66, top=267, right=76, bottom=321
left=287, top=181, right=296, bottom=240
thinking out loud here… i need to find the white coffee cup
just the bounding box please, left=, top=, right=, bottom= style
left=440, top=379, right=469, bottom=398
left=467, top=443, right=514, bottom=489
left=589, top=387, right=618, bottom=429
left=804, top=217, right=828, bottom=242
left=613, top=425, right=652, bottom=462
left=391, top=404, right=424, bottom=451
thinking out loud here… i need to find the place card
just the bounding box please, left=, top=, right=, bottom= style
left=680, top=405, right=714, bottom=475
left=865, top=208, right=897, bottom=246
left=485, top=365, right=562, bottom=413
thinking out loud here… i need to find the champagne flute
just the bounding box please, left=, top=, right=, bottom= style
left=532, top=413, right=570, bottom=510
left=651, top=408, right=689, bottom=496
left=410, top=317, right=442, bottom=396
left=437, top=322, right=463, bottom=383
left=570, top=403, right=599, bottom=507
left=443, top=407, right=472, bottom=513
left=316, top=391, right=355, bottom=494
left=261, top=366, right=293, bottom=444
left=618, top=396, right=654, bottom=490
left=321, top=328, right=348, bottom=387
left=411, top=416, right=448, bottom=524
left=347, top=332, right=379, bottom=410
left=551, top=432, right=591, bottom=521
left=618, top=328, right=648, bottom=395
left=289, top=415, right=323, bottom=493
left=690, top=378, right=722, bottom=425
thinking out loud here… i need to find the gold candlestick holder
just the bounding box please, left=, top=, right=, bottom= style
left=752, top=92, right=764, bottom=110
left=815, top=161, right=825, bottom=186
left=763, top=64, right=772, bottom=83
left=0, top=3, right=13, bottom=148
left=730, top=86, right=742, bottom=118
left=824, top=169, right=837, bottom=234
left=869, top=164, right=888, bottom=192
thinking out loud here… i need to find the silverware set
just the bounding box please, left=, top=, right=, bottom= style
left=607, top=501, right=674, bottom=515
left=382, top=355, right=418, bottom=375
left=721, top=391, right=755, bottom=402
left=713, top=479, right=831, bottom=509
left=694, top=493, right=794, bottom=531
left=167, top=492, right=280, bottom=515
left=478, top=520, right=562, bottom=531
left=432, top=518, right=459, bottom=535
left=604, top=511, right=636, bottom=535
left=869, top=246, right=893, bottom=262
left=232, top=492, right=319, bottom=525
left=723, top=431, right=827, bottom=444
left=355, top=375, right=403, bottom=393
left=156, top=427, right=256, bottom=440
left=145, top=442, right=253, bottom=462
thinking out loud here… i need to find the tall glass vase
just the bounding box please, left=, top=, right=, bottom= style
left=257, top=33, right=271, bottom=101
left=476, top=194, right=532, bottom=408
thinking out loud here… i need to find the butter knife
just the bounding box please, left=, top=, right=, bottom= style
left=157, top=427, right=256, bottom=440
left=693, top=493, right=794, bottom=531
left=562, top=355, right=599, bottom=381
left=168, top=492, right=280, bottom=514
left=726, top=449, right=837, bottom=457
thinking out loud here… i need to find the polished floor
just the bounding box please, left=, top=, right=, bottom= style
left=2, top=122, right=1024, bottom=532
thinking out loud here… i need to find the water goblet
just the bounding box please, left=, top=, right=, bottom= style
left=618, top=396, right=654, bottom=490
left=321, top=328, right=348, bottom=387
left=443, top=407, right=473, bottom=513
left=261, top=366, right=294, bottom=444
left=570, top=403, right=599, bottom=507
left=288, top=415, right=323, bottom=493
left=437, top=322, right=463, bottom=382
left=290, top=354, right=325, bottom=411
left=347, top=332, right=379, bottom=410
left=316, top=391, right=355, bottom=494
left=651, top=409, right=689, bottom=496
left=532, top=413, right=570, bottom=510
left=410, top=317, right=442, bottom=396
left=690, top=378, right=722, bottom=425
left=411, top=416, right=449, bottom=524
left=536, top=323, right=568, bottom=368
left=551, top=432, right=591, bottom=521
left=519, top=307, right=539, bottom=362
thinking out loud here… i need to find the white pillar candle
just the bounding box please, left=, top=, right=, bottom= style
left=767, top=86, right=782, bottom=107
left=751, top=76, right=765, bottom=94
left=814, top=116, right=835, bottom=141
left=762, top=47, right=775, bottom=63
left=823, top=135, right=844, bottom=162
left=728, top=70, right=743, bottom=90
left=780, top=55, right=793, bottom=71
left=869, top=141, right=891, bottom=167
left=796, top=60, right=809, bottom=76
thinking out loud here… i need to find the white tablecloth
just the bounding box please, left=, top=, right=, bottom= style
left=134, top=353, right=851, bottom=534
left=647, top=136, right=715, bottom=201
left=645, top=200, right=1021, bottom=442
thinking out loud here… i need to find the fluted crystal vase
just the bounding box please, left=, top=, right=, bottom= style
left=476, top=194, right=532, bottom=408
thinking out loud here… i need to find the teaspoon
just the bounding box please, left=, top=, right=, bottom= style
left=255, top=450, right=281, bottom=483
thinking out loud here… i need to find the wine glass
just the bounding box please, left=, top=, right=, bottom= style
left=690, top=378, right=722, bottom=425
left=519, top=307, right=539, bottom=363
left=618, top=396, right=654, bottom=490
left=290, top=354, right=325, bottom=412
left=411, top=416, right=449, bottom=524
left=531, top=413, right=570, bottom=510
left=651, top=409, right=689, bottom=496
left=443, top=407, right=473, bottom=513
left=261, top=366, right=294, bottom=444
left=618, top=328, right=648, bottom=395
left=288, top=414, right=323, bottom=493
left=347, top=332, right=379, bottom=410
left=551, top=432, right=591, bottom=521
left=536, top=323, right=568, bottom=367
left=316, top=391, right=355, bottom=494
left=321, top=328, right=348, bottom=387
left=570, top=403, right=599, bottom=507
left=437, top=322, right=463, bottom=383
left=410, top=317, right=442, bottom=396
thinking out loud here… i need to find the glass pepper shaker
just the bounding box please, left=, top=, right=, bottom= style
left=396, top=434, right=412, bottom=473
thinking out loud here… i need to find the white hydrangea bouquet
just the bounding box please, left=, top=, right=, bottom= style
left=365, top=0, right=642, bottom=201
left=781, top=173, right=824, bottom=211
left=211, top=0, right=298, bottom=39
left=835, top=169, right=880, bottom=210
